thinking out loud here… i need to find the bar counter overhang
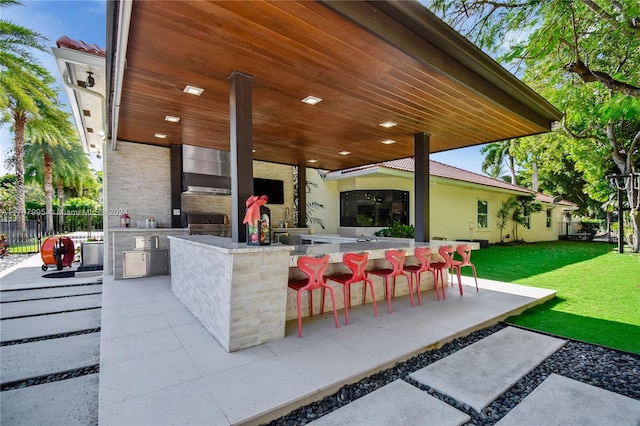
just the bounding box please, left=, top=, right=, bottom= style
left=169, top=235, right=472, bottom=352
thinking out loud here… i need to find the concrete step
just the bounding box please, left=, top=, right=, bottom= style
left=0, top=284, right=102, bottom=302
left=0, top=294, right=101, bottom=319
left=409, top=326, right=566, bottom=412
left=496, top=374, right=640, bottom=425
left=1, top=309, right=101, bottom=342
left=309, top=380, right=470, bottom=426
left=1, top=333, right=100, bottom=385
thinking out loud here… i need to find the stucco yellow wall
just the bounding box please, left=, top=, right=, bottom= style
left=317, top=173, right=564, bottom=243
left=306, top=169, right=338, bottom=233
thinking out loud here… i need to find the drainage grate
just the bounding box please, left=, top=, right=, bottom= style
left=1, top=364, right=100, bottom=391
left=1, top=328, right=101, bottom=347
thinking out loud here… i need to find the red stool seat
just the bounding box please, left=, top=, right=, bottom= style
left=326, top=252, right=378, bottom=325
left=288, top=255, right=339, bottom=338
left=404, top=246, right=437, bottom=303
left=451, top=244, right=479, bottom=294
left=366, top=249, right=414, bottom=314
left=431, top=245, right=460, bottom=298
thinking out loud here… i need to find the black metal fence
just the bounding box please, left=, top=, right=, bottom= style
left=0, top=211, right=104, bottom=254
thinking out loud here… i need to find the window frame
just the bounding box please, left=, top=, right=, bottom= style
left=477, top=200, right=489, bottom=230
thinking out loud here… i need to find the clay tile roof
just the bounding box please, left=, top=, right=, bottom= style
left=378, top=158, right=531, bottom=194
left=56, top=35, right=106, bottom=57
left=336, top=157, right=576, bottom=207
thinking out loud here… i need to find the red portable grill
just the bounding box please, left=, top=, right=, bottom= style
left=41, top=236, right=75, bottom=271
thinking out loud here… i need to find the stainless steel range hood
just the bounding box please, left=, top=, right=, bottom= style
left=182, top=145, right=231, bottom=195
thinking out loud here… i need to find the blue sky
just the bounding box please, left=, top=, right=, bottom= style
left=0, top=0, right=487, bottom=176
left=0, top=0, right=106, bottom=174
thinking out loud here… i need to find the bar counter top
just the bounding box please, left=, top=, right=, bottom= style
left=169, top=234, right=473, bottom=267
left=168, top=234, right=294, bottom=253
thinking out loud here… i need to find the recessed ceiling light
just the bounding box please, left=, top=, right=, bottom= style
left=301, top=96, right=322, bottom=105
left=307, top=159, right=318, bottom=163
left=338, top=150, right=351, bottom=155
left=252, top=149, right=256, bottom=153
left=154, top=133, right=168, bottom=139
left=381, top=139, right=396, bottom=145
left=379, top=121, right=397, bottom=128
left=183, top=85, right=204, bottom=96
left=165, top=115, right=180, bottom=122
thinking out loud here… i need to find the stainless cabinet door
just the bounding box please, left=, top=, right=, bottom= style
left=123, top=251, right=147, bottom=278
left=147, top=250, right=168, bottom=276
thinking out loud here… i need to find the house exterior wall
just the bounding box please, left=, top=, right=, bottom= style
left=326, top=173, right=564, bottom=244
left=306, top=168, right=339, bottom=234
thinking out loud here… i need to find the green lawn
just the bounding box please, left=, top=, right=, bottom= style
left=462, top=241, right=640, bottom=354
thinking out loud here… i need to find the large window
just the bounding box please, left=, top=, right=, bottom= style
left=340, top=190, right=409, bottom=227
left=477, top=200, right=488, bottom=229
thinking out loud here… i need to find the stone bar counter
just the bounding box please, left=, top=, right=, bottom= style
left=169, top=235, right=476, bottom=352
left=168, top=235, right=293, bottom=352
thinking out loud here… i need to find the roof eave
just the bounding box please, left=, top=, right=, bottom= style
left=320, top=0, right=563, bottom=128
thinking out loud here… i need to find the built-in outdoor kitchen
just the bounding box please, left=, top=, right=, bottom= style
left=106, top=142, right=299, bottom=280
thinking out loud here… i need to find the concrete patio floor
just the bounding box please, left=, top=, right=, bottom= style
left=97, top=273, right=556, bottom=425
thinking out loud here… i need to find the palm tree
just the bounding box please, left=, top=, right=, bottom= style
left=23, top=114, right=89, bottom=233
left=1, top=0, right=59, bottom=233
left=480, top=140, right=517, bottom=184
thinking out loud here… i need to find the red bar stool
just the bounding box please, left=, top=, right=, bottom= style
left=325, top=252, right=378, bottom=325
left=404, top=247, right=438, bottom=303
left=451, top=244, right=479, bottom=294
left=366, top=249, right=414, bottom=314
left=431, top=245, right=460, bottom=298
left=288, top=255, right=339, bottom=338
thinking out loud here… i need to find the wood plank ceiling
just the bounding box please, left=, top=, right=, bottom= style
left=117, top=1, right=560, bottom=172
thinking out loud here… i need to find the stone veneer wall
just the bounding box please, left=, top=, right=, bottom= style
left=170, top=237, right=290, bottom=352
left=181, top=161, right=295, bottom=226
left=107, top=141, right=172, bottom=228
left=105, top=141, right=172, bottom=273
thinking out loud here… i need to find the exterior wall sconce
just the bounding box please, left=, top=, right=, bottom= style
left=86, top=71, right=95, bottom=88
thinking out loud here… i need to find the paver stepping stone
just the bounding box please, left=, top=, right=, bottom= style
left=0, top=374, right=98, bottom=425
left=0, top=293, right=101, bottom=319
left=310, top=380, right=470, bottom=426
left=409, top=326, right=566, bottom=411
left=496, top=374, right=640, bottom=426
left=1, top=309, right=101, bottom=342
left=0, top=284, right=101, bottom=302
left=1, top=333, right=100, bottom=384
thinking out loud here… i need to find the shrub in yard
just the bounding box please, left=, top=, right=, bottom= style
left=0, top=234, right=9, bottom=257
left=374, top=222, right=415, bottom=238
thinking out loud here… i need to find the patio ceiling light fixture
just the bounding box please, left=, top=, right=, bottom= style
left=164, top=115, right=180, bottom=122
left=301, top=95, right=322, bottom=105
left=307, top=159, right=318, bottom=163
left=338, top=150, right=351, bottom=155
left=154, top=133, right=168, bottom=139
left=183, top=85, right=204, bottom=96
left=379, top=121, right=397, bottom=128
left=381, top=139, right=396, bottom=144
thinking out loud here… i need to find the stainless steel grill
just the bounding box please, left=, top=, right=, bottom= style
left=185, top=213, right=231, bottom=237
